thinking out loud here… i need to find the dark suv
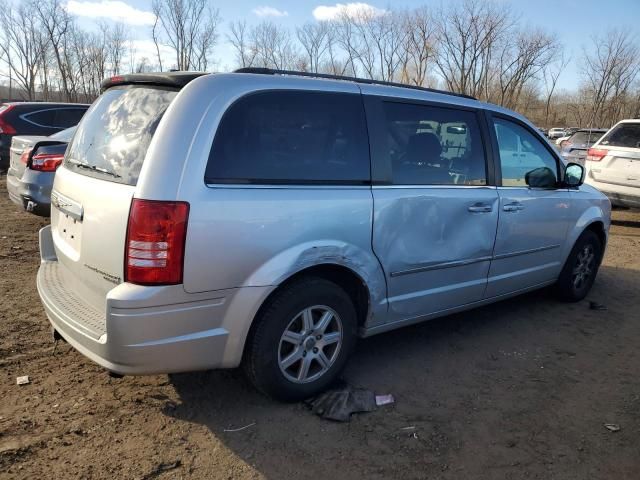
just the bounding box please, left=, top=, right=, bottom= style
left=0, top=102, right=89, bottom=170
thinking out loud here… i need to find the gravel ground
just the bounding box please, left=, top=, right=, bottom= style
left=1, top=174, right=639, bottom=479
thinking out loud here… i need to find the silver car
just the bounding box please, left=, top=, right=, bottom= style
left=7, top=127, right=76, bottom=216
left=559, top=128, right=607, bottom=165
left=37, top=70, right=611, bottom=401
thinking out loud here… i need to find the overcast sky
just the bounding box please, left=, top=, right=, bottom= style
left=63, top=0, right=640, bottom=91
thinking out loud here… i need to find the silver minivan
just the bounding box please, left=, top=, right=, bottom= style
left=37, top=70, right=611, bottom=401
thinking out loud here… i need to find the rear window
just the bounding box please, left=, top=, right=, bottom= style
left=569, top=131, right=605, bottom=145
left=50, top=127, right=76, bottom=142
left=206, top=91, right=370, bottom=184
left=65, top=86, right=177, bottom=185
left=600, top=123, right=640, bottom=149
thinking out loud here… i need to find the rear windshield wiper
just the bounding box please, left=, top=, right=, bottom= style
left=68, top=160, right=122, bottom=178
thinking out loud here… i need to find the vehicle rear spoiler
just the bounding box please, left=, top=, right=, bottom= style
left=100, top=72, right=209, bottom=92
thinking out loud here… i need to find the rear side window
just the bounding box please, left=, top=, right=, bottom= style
left=600, top=123, right=640, bottom=148
left=24, top=109, right=56, bottom=127
left=381, top=102, right=486, bottom=185
left=65, top=86, right=177, bottom=185
left=53, top=108, right=86, bottom=128
left=207, top=91, right=370, bottom=184
left=569, top=131, right=605, bottom=145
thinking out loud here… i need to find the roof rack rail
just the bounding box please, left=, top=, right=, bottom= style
left=233, top=67, right=477, bottom=101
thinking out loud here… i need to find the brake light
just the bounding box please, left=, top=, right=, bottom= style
left=110, top=75, right=125, bottom=84
left=20, top=148, right=32, bottom=165
left=561, top=141, right=571, bottom=148
left=30, top=152, right=64, bottom=172
left=125, top=199, right=189, bottom=285
left=0, top=104, right=16, bottom=134
left=586, top=148, right=608, bottom=162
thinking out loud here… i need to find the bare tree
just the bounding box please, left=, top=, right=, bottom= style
left=0, top=0, right=45, bottom=100
left=355, top=10, right=408, bottom=81
left=33, top=0, right=73, bottom=101
left=247, top=21, right=299, bottom=70
left=582, top=29, right=640, bottom=127
left=497, top=28, right=559, bottom=109
left=400, top=7, right=436, bottom=86
left=105, top=23, right=128, bottom=76
left=297, top=21, right=332, bottom=73
left=542, top=54, right=569, bottom=126
left=228, top=20, right=256, bottom=68
left=434, top=0, right=512, bottom=98
left=151, top=0, right=220, bottom=71
left=331, top=12, right=364, bottom=77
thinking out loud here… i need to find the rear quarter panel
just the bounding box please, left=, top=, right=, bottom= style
left=136, top=74, right=388, bottom=326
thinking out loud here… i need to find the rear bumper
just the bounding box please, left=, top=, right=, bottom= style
left=600, top=191, right=640, bottom=208
left=6, top=168, right=53, bottom=216
left=37, top=225, right=272, bottom=375
left=585, top=173, right=640, bottom=208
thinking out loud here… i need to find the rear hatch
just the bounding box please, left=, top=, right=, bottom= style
left=8, top=135, right=47, bottom=176
left=589, top=123, right=640, bottom=188
left=50, top=84, right=179, bottom=311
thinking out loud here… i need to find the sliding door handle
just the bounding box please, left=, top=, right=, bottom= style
left=503, top=202, right=524, bottom=212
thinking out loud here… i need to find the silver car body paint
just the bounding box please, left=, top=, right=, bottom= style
left=37, top=73, right=611, bottom=375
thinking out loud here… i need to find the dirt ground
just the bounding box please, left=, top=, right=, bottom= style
left=1, top=174, right=639, bottom=480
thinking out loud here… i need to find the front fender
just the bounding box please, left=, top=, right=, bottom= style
left=561, top=202, right=610, bottom=264
left=243, top=241, right=388, bottom=326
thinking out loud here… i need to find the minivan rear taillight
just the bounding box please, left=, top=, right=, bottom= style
left=30, top=153, right=64, bottom=172
left=586, top=148, right=608, bottom=162
left=125, top=199, right=189, bottom=285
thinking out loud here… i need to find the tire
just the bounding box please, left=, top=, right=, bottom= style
left=555, top=230, right=603, bottom=302
left=243, top=277, right=358, bottom=402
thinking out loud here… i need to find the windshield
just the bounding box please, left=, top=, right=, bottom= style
left=64, top=85, right=177, bottom=185
left=599, top=123, right=640, bottom=149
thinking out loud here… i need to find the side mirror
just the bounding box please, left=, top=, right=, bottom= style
left=564, top=162, right=585, bottom=187
left=525, top=166, right=557, bottom=188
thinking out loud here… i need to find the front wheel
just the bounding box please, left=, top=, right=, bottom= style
left=243, top=277, right=357, bottom=402
left=555, top=230, right=603, bottom=302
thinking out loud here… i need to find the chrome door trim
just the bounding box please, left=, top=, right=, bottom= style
left=390, top=244, right=561, bottom=277
left=492, top=244, right=561, bottom=260
left=390, top=255, right=493, bottom=277
left=372, top=185, right=497, bottom=190
left=205, top=183, right=372, bottom=190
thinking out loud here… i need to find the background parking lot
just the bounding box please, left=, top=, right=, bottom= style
left=1, top=176, right=639, bottom=479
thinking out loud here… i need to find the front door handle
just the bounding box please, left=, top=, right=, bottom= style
left=468, top=203, right=493, bottom=213
left=503, top=202, right=524, bottom=212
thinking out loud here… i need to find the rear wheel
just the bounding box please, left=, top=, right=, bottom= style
left=555, top=230, right=602, bottom=302
left=243, top=277, right=357, bottom=402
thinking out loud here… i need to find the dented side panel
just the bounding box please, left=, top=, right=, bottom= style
left=372, top=186, right=500, bottom=322
left=182, top=186, right=388, bottom=326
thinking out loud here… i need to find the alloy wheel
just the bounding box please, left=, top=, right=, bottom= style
left=278, top=305, right=343, bottom=384
left=572, top=244, right=596, bottom=291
